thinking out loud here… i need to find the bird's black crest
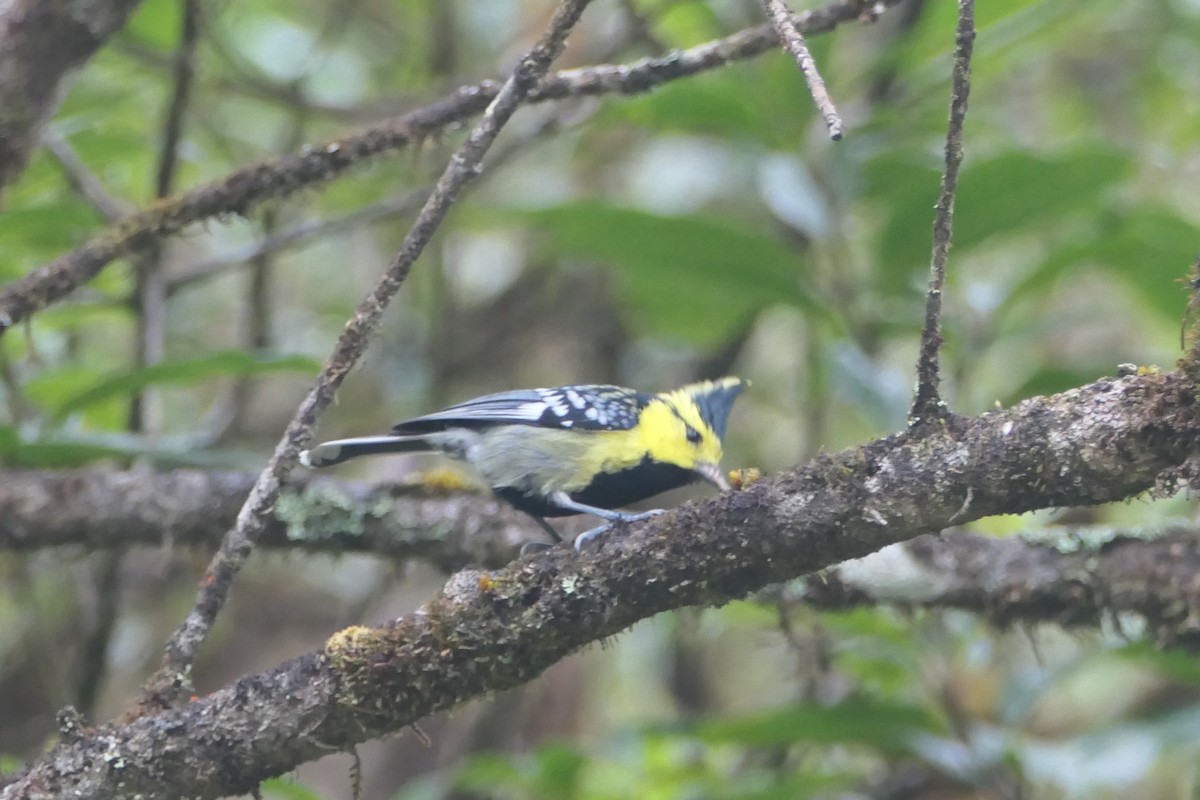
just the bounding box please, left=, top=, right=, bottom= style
left=688, top=378, right=746, bottom=439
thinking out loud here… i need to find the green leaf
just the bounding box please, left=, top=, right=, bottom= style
left=863, top=153, right=942, bottom=296
left=24, top=366, right=120, bottom=429
left=867, top=146, right=1129, bottom=298
left=601, top=58, right=811, bottom=147
left=0, top=202, right=102, bottom=278
left=655, top=2, right=725, bottom=47
left=953, top=147, right=1129, bottom=250
left=260, top=777, right=326, bottom=800
left=53, top=350, right=319, bottom=422
left=124, top=0, right=184, bottom=52
left=0, top=427, right=259, bottom=468
left=708, top=772, right=857, bottom=800
left=513, top=203, right=817, bottom=344
left=691, top=695, right=944, bottom=753
left=1114, top=642, right=1200, bottom=687
left=32, top=302, right=133, bottom=332
left=1002, top=206, right=1199, bottom=325
left=1006, top=365, right=1113, bottom=404
left=604, top=70, right=764, bottom=140
left=895, top=0, right=1081, bottom=90
left=531, top=745, right=585, bottom=794
left=455, top=753, right=525, bottom=792
left=0, top=431, right=133, bottom=468
left=1096, top=209, right=1198, bottom=321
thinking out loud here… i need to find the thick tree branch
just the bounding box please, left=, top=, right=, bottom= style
left=0, top=0, right=906, bottom=335
left=8, top=467, right=1200, bottom=644
left=0, top=0, right=143, bottom=195
left=3, top=369, right=1198, bottom=799
left=786, top=528, right=1200, bottom=645
left=0, top=469, right=536, bottom=569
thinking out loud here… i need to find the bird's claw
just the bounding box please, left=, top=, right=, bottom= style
left=520, top=541, right=554, bottom=556
left=572, top=508, right=666, bottom=551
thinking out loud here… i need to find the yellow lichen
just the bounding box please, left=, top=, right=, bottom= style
left=415, top=467, right=481, bottom=493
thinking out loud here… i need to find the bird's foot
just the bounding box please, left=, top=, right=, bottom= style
left=573, top=508, right=665, bottom=551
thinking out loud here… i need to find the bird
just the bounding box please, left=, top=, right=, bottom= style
left=300, top=377, right=746, bottom=550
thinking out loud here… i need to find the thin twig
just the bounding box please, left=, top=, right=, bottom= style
left=155, top=0, right=200, bottom=200
left=129, top=0, right=201, bottom=435
left=91, top=0, right=203, bottom=716
left=909, top=0, right=974, bottom=425
left=166, top=110, right=567, bottom=295
left=42, top=132, right=131, bottom=222
left=74, top=551, right=123, bottom=717
left=0, top=0, right=903, bottom=337
left=135, top=0, right=596, bottom=715
left=761, top=0, right=844, bottom=139
left=166, top=192, right=427, bottom=293
left=0, top=345, right=33, bottom=425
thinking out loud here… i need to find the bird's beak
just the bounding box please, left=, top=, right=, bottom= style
left=695, top=462, right=730, bottom=492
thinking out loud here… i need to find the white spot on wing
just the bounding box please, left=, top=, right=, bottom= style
left=515, top=401, right=546, bottom=420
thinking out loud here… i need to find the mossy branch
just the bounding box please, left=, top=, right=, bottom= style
left=4, top=368, right=1199, bottom=799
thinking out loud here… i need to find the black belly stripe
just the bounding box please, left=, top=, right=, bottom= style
left=495, top=458, right=696, bottom=518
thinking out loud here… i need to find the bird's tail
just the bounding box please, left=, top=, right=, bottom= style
left=300, top=434, right=431, bottom=468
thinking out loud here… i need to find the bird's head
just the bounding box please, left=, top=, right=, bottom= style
left=638, top=377, right=747, bottom=489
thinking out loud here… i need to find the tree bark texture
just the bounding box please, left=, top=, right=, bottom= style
left=0, top=0, right=143, bottom=196
left=2, top=369, right=1198, bottom=799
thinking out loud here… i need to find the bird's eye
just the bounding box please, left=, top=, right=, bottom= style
left=685, top=426, right=702, bottom=444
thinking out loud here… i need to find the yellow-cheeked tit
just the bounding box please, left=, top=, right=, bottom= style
left=300, top=377, right=746, bottom=549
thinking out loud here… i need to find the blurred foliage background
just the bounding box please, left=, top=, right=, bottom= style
left=3, top=0, right=1200, bottom=797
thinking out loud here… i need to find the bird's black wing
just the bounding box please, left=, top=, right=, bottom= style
left=393, top=385, right=649, bottom=434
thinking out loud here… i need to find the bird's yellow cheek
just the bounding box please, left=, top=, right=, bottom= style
left=633, top=404, right=700, bottom=469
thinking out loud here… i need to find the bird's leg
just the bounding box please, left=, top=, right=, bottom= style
left=544, top=492, right=666, bottom=551
left=572, top=510, right=665, bottom=550
left=518, top=514, right=562, bottom=555
left=529, top=514, right=562, bottom=542
left=522, top=494, right=667, bottom=554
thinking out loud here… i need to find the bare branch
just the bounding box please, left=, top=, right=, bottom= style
left=0, top=0, right=905, bottom=335
left=761, top=0, right=843, bottom=139
left=4, top=368, right=1199, bottom=799
left=910, top=0, right=975, bottom=424
left=139, top=0, right=596, bottom=713
left=165, top=192, right=427, bottom=293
